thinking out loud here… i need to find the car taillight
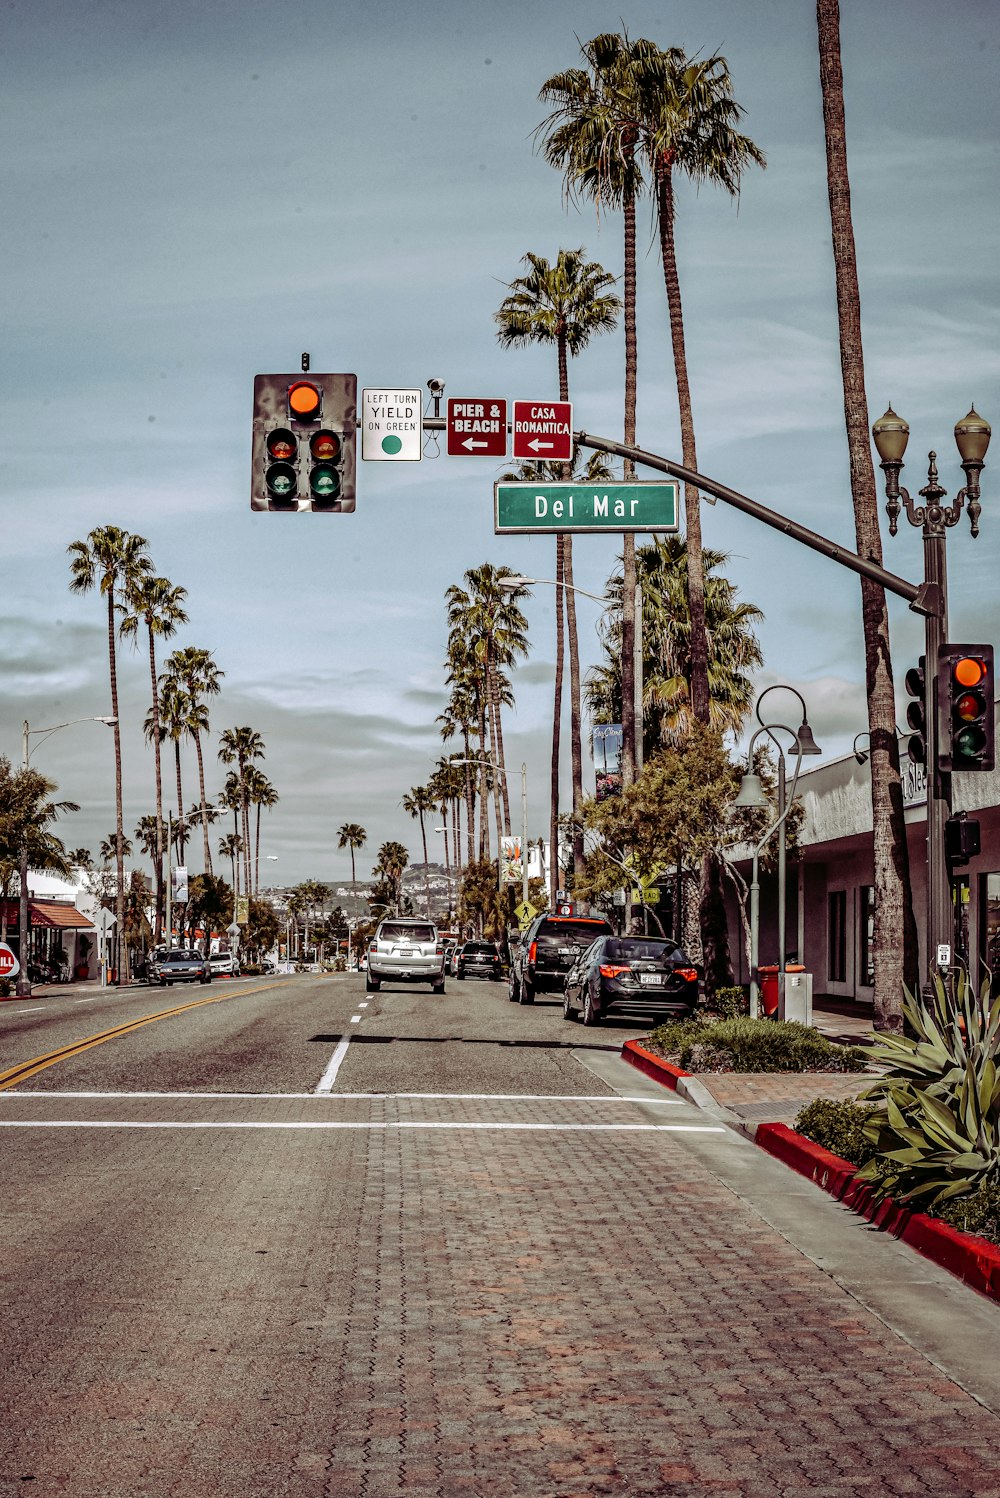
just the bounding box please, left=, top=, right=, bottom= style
left=369, top=943, right=377, bottom=953
left=436, top=946, right=444, bottom=955
left=675, top=968, right=698, bottom=981
left=599, top=964, right=630, bottom=979
left=528, top=941, right=537, bottom=964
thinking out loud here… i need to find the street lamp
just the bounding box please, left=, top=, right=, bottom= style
left=872, top=404, right=990, bottom=973
left=733, top=688, right=821, bottom=1017
left=18, top=716, right=117, bottom=997
left=449, top=756, right=529, bottom=915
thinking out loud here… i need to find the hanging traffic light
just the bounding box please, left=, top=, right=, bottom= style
left=938, top=644, right=995, bottom=772
left=251, top=374, right=357, bottom=512
left=903, top=655, right=927, bottom=765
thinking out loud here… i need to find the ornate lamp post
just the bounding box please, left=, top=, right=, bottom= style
left=872, top=405, right=990, bottom=973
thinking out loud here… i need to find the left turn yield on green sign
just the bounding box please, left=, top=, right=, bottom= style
left=362, top=388, right=422, bottom=460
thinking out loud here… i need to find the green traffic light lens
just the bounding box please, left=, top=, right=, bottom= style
left=956, top=725, right=987, bottom=760
left=310, top=463, right=341, bottom=500
left=265, top=461, right=297, bottom=500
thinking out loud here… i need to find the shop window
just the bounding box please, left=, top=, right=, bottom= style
left=979, top=873, right=1000, bottom=996
left=828, top=890, right=847, bottom=983
left=859, top=886, right=874, bottom=989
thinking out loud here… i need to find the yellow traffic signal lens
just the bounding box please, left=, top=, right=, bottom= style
left=956, top=691, right=983, bottom=722
left=310, top=430, right=341, bottom=462
left=955, top=657, right=985, bottom=688
left=288, top=382, right=322, bottom=420
left=266, top=429, right=297, bottom=462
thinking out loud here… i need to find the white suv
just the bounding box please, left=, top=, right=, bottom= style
left=367, top=919, right=446, bottom=993
left=208, top=950, right=240, bottom=977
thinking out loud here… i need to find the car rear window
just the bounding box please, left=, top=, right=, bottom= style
left=463, top=943, right=495, bottom=954
left=604, top=938, right=687, bottom=964
left=380, top=923, right=436, bottom=943
left=167, top=949, right=197, bottom=960
left=537, top=920, right=612, bottom=949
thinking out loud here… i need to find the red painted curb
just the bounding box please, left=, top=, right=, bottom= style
left=756, top=1122, right=1000, bottom=1304
left=621, top=1040, right=690, bottom=1090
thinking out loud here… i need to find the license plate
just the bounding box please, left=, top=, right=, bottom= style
left=559, top=946, right=576, bottom=956
left=639, top=973, right=663, bottom=986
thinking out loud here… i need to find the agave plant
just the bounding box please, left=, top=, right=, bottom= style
left=856, top=976, right=1000, bottom=1209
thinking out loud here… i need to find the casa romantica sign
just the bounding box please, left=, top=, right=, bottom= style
left=494, top=481, right=679, bottom=535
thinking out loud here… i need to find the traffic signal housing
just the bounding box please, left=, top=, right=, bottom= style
left=251, top=374, right=357, bottom=512
left=938, top=644, right=995, bottom=772
left=903, top=655, right=927, bottom=765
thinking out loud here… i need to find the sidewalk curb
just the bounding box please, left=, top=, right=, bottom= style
left=621, top=1038, right=1000, bottom=1305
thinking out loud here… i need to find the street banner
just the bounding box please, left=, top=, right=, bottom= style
left=500, top=836, right=524, bottom=886
left=172, top=865, right=189, bottom=902
left=594, top=723, right=623, bottom=802
left=236, top=896, right=249, bottom=925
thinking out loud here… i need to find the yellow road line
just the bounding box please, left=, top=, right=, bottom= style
left=0, top=981, right=289, bottom=1091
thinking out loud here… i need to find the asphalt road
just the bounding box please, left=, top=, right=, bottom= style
left=3, top=972, right=1000, bottom=1497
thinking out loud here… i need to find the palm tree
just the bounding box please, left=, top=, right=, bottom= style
left=217, top=726, right=265, bottom=899
left=68, top=526, right=152, bottom=981
left=100, top=831, right=133, bottom=865
left=373, top=841, right=409, bottom=917
left=165, top=646, right=225, bottom=877
left=586, top=538, right=764, bottom=748
left=538, top=30, right=657, bottom=786
left=635, top=46, right=765, bottom=727
left=68, top=847, right=95, bottom=872
left=243, top=765, right=278, bottom=895
left=119, top=574, right=189, bottom=940
left=495, top=249, right=620, bottom=902
left=337, top=823, right=368, bottom=891
left=438, top=675, right=479, bottom=865
left=218, top=832, right=243, bottom=905
left=150, top=677, right=194, bottom=862
left=816, top=0, right=916, bottom=1029
left=402, top=785, right=438, bottom=915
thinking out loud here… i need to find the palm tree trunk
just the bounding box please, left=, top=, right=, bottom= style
left=419, top=812, right=430, bottom=915
left=550, top=538, right=565, bottom=907
left=563, top=539, right=585, bottom=882
left=621, top=184, right=638, bottom=787
left=255, top=802, right=261, bottom=897
left=108, top=589, right=128, bottom=983
left=477, top=702, right=490, bottom=863
left=192, top=729, right=213, bottom=875
left=656, top=162, right=710, bottom=728
left=174, top=743, right=185, bottom=863
left=462, top=727, right=475, bottom=865
left=489, top=659, right=512, bottom=836
left=146, top=624, right=165, bottom=942
left=818, top=0, right=916, bottom=1029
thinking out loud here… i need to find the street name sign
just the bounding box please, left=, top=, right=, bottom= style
left=512, top=400, right=573, bottom=461
left=495, top=481, right=679, bottom=535
left=361, top=388, right=422, bottom=461
left=447, top=398, right=508, bottom=457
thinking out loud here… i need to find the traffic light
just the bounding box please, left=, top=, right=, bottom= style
left=938, top=644, right=995, bottom=772
left=945, top=813, right=981, bottom=867
left=903, top=655, right=927, bottom=765
left=251, top=374, right=357, bottom=512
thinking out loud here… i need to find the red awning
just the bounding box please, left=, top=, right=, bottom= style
left=0, top=899, right=96, bottom=931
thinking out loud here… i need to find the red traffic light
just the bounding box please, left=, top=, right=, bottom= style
left=937, top=644, right=995, bottom=772
left=265, top=429, right=297, bottom=462
left=288, top=382, right=323, bottom=421
left=310, top=430, right=342, bottom=462
left=954, top=656, right=985, bottom=689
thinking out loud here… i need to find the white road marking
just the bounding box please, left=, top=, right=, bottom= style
left=0, top=1120, right=724, bottom=1132
left=358, top=1002, right=369, bottom=1008
left=350, top=1015, right=362, bottom=1024
left=314, top=1037, right=352, bottom=1094
left=1, top=1091, right=684, bottom=1104
left=8, top=1007, right=45, bottom=1014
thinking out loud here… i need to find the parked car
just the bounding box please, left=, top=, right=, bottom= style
left=155, top=948, right=212, bottom=987
left=455, top=941, right=501, bottom=982
left=508, top=913, right=614, bottom=1005
left=208, top=950, right=240, bottom=977
left=562, top=935, right=699, bottom=1026
left=146, top=947, right=168, bottom=983
left=366, top=918, right=446, bottom=993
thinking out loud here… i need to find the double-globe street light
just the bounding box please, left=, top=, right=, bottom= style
left=18, top=715, right=117, bottom=997
left=733, top=687, right=822, bottom=1018
left=872, top=404, right=990, bottom=973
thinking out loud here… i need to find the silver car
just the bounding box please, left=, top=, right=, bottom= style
left=366, top=919, right=445, bottom=993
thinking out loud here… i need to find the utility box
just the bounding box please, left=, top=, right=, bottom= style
left=779, top=968, right=812, bottom=1025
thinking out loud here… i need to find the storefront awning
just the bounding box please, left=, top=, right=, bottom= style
left=0, top=899, right=96, bottom=931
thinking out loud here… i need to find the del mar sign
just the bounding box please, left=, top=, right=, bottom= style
left=495, top=481, right=679, bottom=535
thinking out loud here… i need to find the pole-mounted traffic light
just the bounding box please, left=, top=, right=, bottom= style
left=903, top=655, right=927, bottom=765
left=937, top=644, right=995, bottom=772
left=251, top=374, right=357, bottom=512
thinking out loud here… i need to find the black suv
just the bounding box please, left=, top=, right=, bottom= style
left=508, top=913, right=613, bottom=1005
left=456, top=941, right=501, bottom=981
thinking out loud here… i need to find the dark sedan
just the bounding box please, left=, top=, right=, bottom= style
left=455, top=941, right=501, bottom=981
left=155, top=948, right=212, bottom=987
left=562, top=936, right=699, bottom=1026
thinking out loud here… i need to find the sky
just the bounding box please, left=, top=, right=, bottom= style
left=3, top=0, right=999, bottom=888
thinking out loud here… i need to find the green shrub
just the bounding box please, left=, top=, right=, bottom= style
left=794, top=1098, right=881, bottom=1168
left=936, top=1182, right=1000, bottom=1245
left=647, top=1016, right=868, bottom=1073
left=710, top=985, right=750, bottom=1020
left=0, top=978, right=10, bottom=998
left=855, top=975, right=1000, bottom=1211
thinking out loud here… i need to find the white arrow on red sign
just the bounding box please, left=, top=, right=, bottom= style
left=446, top=399, right=508, bottom=458
left=512, top=400, right=574, bottom=462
